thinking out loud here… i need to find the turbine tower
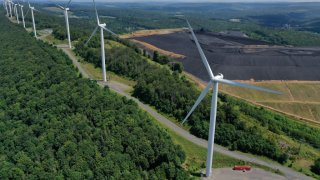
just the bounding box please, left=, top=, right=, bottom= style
left=19, top=3, right=25, bottom=28
left=4, top=0, right=9, bottom=17
left=182, top=20, right=282, bottom=178
left=11, top=1, right=15, bottom=16
left=85, top=0, right=117, bottom=82
left=14, top=3, right=19, bottom=24
left=57, top=0, right=72, bottom=48
left=28, top=1, right=37, bottom=38
left=8, top=0, right=12, bottom=17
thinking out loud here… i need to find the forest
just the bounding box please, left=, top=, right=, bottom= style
left=38, top=2, right=320, bottom=46
left=16, top=2, right=320, bottom=47
left=0, top=15, right=188, bottom=179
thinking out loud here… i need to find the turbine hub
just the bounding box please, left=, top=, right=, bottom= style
left=65, top=8, right=69, bottom=11
left=99, top=23, right=106, bottom=27
left=214, top=73, right=224, bottom=80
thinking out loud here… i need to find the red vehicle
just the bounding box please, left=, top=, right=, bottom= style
left=233, top=165, right=252, bottom=171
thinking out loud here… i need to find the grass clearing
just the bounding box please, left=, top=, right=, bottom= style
left=78, top=58, right=136, bottom=87
left=220, top=81, right=320, bottom=124
left=42, top=34, right=67, bottom=45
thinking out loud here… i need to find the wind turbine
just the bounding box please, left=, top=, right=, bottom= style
left=4, top=0, right=9, bottom=17
left=18, top=3, right=25, bottom=28
left=85, top=0, right=117, bottom=82
left=14, top=3, right=19, bottom=24
left=11, top=1, right=15, bottom=16
left=26, top=1, right=37, bottom=38
left=57, top=0, right=72, bottom=48
left=8, top=0, right=12, bottom=17
left=181, top=20, right=282, bottom=178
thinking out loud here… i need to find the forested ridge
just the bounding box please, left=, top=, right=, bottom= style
left=74, top=32, right=320, bottom=169
left=0, top=16, right=188, bottom=179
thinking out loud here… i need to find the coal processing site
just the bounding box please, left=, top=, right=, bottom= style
left=133, top=31, right=320, bottom=81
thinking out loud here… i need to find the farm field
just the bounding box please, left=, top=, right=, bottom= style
left=130, top=30, right=320, bottom=123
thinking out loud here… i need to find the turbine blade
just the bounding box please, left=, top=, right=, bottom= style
left=92, top=0, right=100, bottom=24
left=101, top=26, right=118, bottom=37
left=215, top=79, right=282, bottom=95
left=33, top=8, right=40, bottom=13
left=25, top=8, right=29, bottom=16
left=182, top=80, right=213, bottom=124
left=65, top=0, right=72, bottom=8
left=186, top=19, right=214, bottom=79
left=85, top=26, right=99, bottom=46
left=56, top=4, right=64, bottom=10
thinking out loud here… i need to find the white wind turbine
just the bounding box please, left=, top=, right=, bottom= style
left=26, top=1, right=38, bottom=38
left=18, top=3, right=25, bottom=28
left=14, top=3, right=19, bottom=24
left=85, top=0, right=117, bottom=82
left=182, top=20, right=282, bottom=178
left=11, top=1, right=15, bottom=16
left=8, top=0, right=12, bottom=17
left=57, top=0, right=72, bottom=48
left=4, top=0, right=9, bottom=17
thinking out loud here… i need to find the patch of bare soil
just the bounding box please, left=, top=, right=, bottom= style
left=131, top=39, right=186, bottom=59
left=121, top=28, right=184, bottom=39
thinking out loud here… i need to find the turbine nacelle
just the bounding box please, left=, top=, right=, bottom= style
left=99, top=23, right=106, bottom=28
left=213, top=73, right=224, bottom=80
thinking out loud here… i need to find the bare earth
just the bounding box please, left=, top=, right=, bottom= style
left=121, top=28, right=184, bottom=38
left=131, top=30, right=320, bottom=123
left=131, top=39, right=186, bottom=59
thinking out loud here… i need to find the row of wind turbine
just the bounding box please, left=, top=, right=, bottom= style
left=3, top=0, right=33, bottom=34
left=3, top=0, right=118, bottom=82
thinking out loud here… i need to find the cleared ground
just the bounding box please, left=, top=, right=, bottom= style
left=130, top=30, right=320, bottom=123
left=133, top=31, right=320, bottom=81
left=121, top=28, right=184, bottom=38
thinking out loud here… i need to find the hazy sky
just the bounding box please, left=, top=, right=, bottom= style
left=71, top=0, right=320, bottom=2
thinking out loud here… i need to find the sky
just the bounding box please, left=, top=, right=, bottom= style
left=69, top=0, right=320, bottom=2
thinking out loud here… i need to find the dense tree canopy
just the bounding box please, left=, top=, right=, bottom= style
left=0, top=15, right=188, bottom=179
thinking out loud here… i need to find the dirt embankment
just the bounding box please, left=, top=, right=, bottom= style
left=121, top=28, right=184, bottom=39
left=131, top=39, right=186, bottom=59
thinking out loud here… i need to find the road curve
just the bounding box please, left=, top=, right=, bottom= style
left=59, top=45, right=313, bottom=180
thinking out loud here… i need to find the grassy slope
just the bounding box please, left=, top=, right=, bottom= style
left=220, top=82, right=320, bottom=123
left=240, top=114, right=320, bottom=178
